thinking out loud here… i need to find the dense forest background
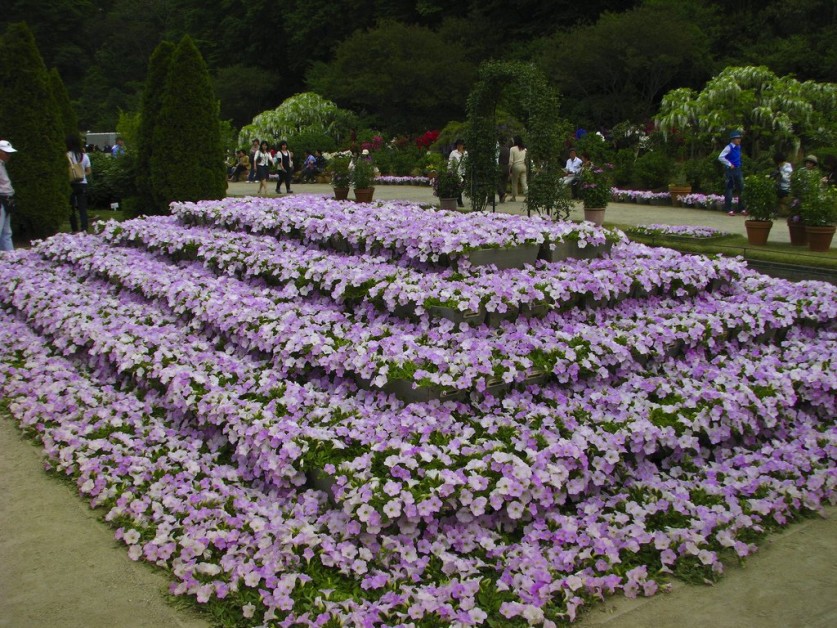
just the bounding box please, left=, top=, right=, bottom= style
left=6, top=0, right=837, bottom=135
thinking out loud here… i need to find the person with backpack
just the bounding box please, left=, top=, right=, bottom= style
left=67, top=134, right=92, bottom=232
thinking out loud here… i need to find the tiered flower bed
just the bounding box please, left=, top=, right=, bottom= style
left=628, top=225, right=732, bottom=239
left=0, top=196, right=835, bottom=626
left=375, top=175, right=432, bottom=186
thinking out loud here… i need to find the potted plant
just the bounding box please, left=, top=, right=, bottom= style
left=351, top=157, right=376, bottom=202
left=433, top=162, right=463, bottom=211
left=742, top=173, right=777, bottom=245
left=579, top=163, right=613, bottom=225
left=668, top=162, right=692, bottom=206
left=802, top=184, right=837, bottom=251
left=329, top=155, right=351, bottom=200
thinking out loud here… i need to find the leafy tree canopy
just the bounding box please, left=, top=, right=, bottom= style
left=306, top=20, right=477, bottom=131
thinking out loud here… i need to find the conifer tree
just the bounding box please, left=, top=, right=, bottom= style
left=136, top=40, right=175, bottom=214
left=150, top=35, right=225, bottom=211
left=0, top=23, right=69, bottom=241
left=49, top=67, right=79, bottom=144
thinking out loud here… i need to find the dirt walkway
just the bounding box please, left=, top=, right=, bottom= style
left=0, top=415, right=208, bottom=628
left=2, top=413, right=835, bottom=627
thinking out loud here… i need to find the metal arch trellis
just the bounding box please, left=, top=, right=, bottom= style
left=465, top=61, right=570, bottom=219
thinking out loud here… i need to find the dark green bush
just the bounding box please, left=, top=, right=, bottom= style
left=87, top=152, right=137, bottom=209
left=684, top=156, right=723, bottom=194
left=612, top=148, right=635, bottom=187
left=286, top=131, right=337, bottom=156
left=633, top=150, right=673, bottom=189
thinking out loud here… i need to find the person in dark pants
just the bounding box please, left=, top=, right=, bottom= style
left=719, top=130, right=747, bottom=216
left=0, top=139, right=17, bottom=251
left=275, top=140, right=294, bottom=193
left=67, top=134, right=92, bottom=232
left=247, top=139, right=260, bottom=183
left=497, top=138, right=510, bottom=203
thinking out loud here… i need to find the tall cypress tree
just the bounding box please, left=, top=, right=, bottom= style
left=0, top=23, right=69, bottom=241
left=136, top=40, right=175, bottom=215
left=150, top=35, right=225, bottom=211
left=49, top=67, right=79, bottom=144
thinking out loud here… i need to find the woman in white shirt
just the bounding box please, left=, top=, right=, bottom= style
left=253, top=140, right=273, bottom=195
left=509, top=136, right=528, bottom=202
left=67, top=135, right=92, bottom=232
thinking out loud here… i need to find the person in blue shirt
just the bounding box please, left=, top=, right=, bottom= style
left=111, top=137, right=126, bottom=157
left=718, top=130, right=747, bottom=216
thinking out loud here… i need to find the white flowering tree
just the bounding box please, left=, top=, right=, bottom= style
left=655, top=66, right=837, bottom=157
left=237, top=92, right=356, bottom=146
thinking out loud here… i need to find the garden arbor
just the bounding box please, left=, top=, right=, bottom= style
left=466, top=61, right=570, bottom=218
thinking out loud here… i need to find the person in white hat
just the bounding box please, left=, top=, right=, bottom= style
left=0, top=139, right=17, bottom=251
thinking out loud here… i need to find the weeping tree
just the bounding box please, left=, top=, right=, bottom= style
left=655, top=65, right=837, bottom=158
left=0, top=23, right=69, bottom=241
left=466, top=61, right=571, bottom=218
left=136, top=40, right=175, bottom=214
left=150, top=35, right=225, bottom=211
left=238, top=92, right=357, bottom=147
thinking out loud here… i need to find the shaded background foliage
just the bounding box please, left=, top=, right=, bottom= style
left=4, top=0, right=837, bottom=134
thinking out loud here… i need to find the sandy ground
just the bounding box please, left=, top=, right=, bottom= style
left=2, top=185, right=835, bottom=627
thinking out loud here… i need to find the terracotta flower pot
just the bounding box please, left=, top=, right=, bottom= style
left=583, top=207, right=606, bottom=226
left=787, top=220, right=807, bottom=246
left=668, top=184, right=692, bottom=206
left=744, top=219, right=772, bottom=246
left=439, top=197, right=458, bottom=211
left=333, top=187, right=349, bottom=200
left=353, top=187, right=375, bottom=203
left=805, top=225, right=836, bottom=252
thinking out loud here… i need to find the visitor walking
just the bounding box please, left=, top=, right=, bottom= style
left=448, top=138, right=467, bottom=207
left=497, top=138, right=510, bottom=203
left=773, top=152, right=792, bottom=216
left=247, top=139, right=260, bottom=184
left=274, top=141, right=293, bottom=193
left=509, top=136, right=527, bottom=202
left=0, top=139, right=16, bottom=251
left=67, top=134, right=92, bottom=232
left=253, top=140, right=273, bottom=195
left=719, top=130, right=747, bottom=216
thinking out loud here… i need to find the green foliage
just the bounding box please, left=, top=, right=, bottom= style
left=795, top=172, right=837, bottom=225
left=684, top=156, right=723, bottom=193
left=743, top=174, right=777, bottom=221
left=466, top=61, right=570, bottom=218
left=150, top=36, right=226, bottom=211
left=328, top=155, right=351, bottom=188
left=633, top=151, right=673, bottom=189
left=213, top=65, right=282, bottom=129
left=373, top=144, right=423, bottom=176
left=351, top=158, right=375, bottom=189
left=136, top=41, right=175, bottom=215
left=286, top=131, right=337, bottom=156
left=48, top=67, right=78, bottom=143
left=0, top=22, right=69, bottom=241
left=579, top=164, right=613, bottom=209
left=656, top=66, right=837, bottom=159
left=239, top=92, right=356, bottom=147
left=87, top=152, right=137, bottom=209
left=307, top=20, right=476, bottom=131
left=539, top=2, right=712, bottom=126
left=611, top=148, right=636, bottom=188
left=435, top=161, right=462, bottom=198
